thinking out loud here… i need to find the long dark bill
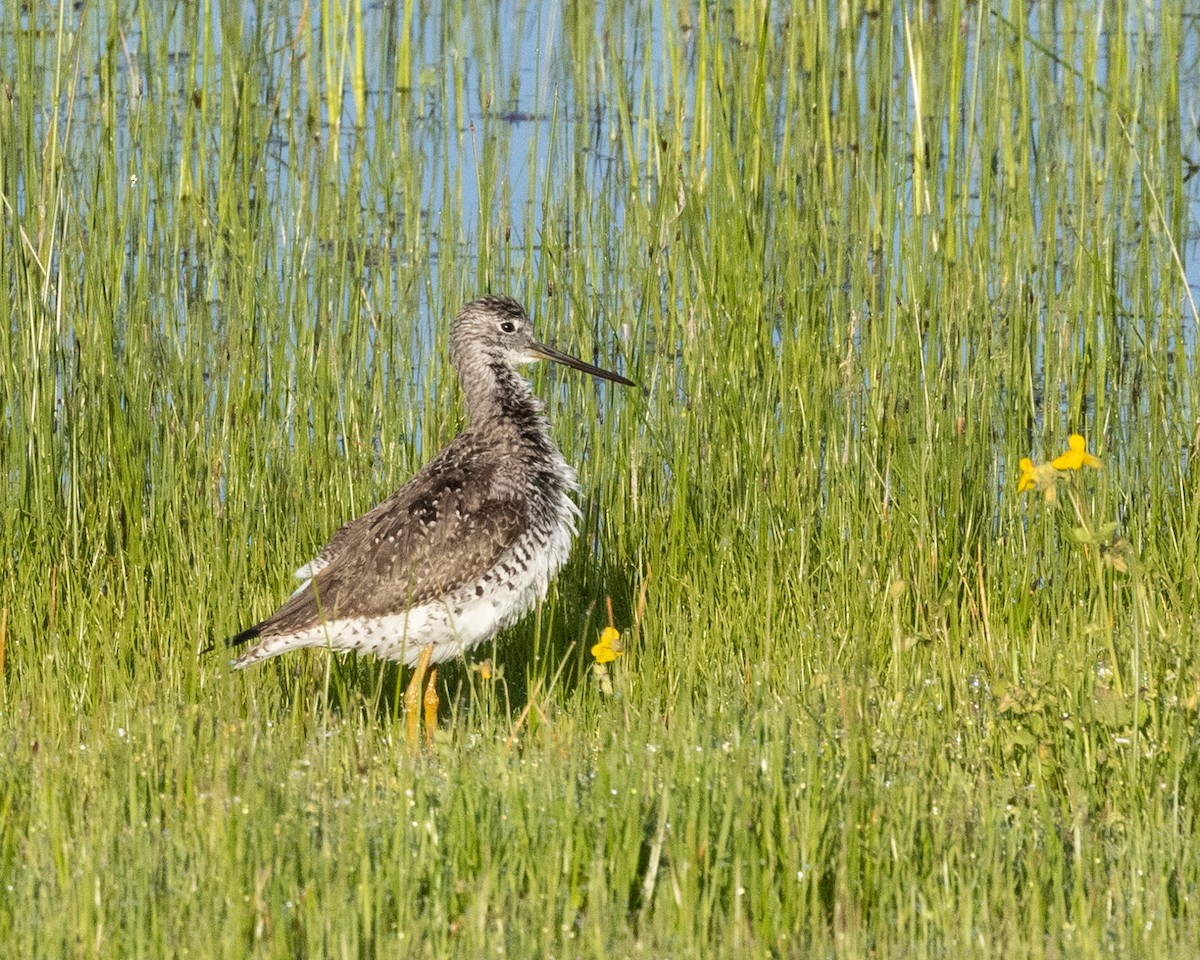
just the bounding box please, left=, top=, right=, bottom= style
left=530, top=341, right=635, bottom=387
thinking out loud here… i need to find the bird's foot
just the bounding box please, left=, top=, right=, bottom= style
left=404, top=644, right=435, bottom=749
left=423, top=667, right=439, bottom=749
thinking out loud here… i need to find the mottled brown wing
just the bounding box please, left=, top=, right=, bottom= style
left=250, top=439, right=529, bottom=637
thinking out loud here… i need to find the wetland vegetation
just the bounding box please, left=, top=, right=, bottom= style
left=2, top=1, right=1200, bottom=956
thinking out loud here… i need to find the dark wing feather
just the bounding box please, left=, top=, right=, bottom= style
left=238, top=436, right=530, bottom=640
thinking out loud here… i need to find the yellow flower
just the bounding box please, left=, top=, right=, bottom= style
left=1015, top=456, right=1065, bottom=501
left=1050, top=434, right=1102, bottom=471
left=591, top=626, right=623, bottom=664
left=1016, top=457, right=1036, bottom=492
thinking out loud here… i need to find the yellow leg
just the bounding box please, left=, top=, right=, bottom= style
left=404, top=644, right=434, bottom=749
left=423, top=667, right=439, bottom=749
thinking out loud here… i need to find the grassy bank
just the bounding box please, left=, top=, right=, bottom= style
left=2, top=0, right=1199, bottom=956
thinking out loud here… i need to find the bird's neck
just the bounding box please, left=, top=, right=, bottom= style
left=461, top=362, right=574, bottom=497
left=462, top=361, right=547, bottom=435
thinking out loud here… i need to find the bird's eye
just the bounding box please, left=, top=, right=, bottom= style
left=500, top=321, right=516, bottom=334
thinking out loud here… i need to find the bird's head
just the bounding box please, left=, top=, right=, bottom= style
left=450, top=296, right=633, bottom=386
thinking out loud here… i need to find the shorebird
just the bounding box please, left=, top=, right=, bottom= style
left=228, top=295, right=633, bottom=746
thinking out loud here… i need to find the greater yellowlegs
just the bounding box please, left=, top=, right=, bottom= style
left=228, top=295, right=633, bottom=745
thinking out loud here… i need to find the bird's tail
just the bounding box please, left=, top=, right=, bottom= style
left=198, top=623, right=260, bottom=657
left=226, top=624, right=262, bottom=649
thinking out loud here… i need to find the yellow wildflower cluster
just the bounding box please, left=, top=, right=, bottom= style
left=1017, top=434, right=1101, bottom=500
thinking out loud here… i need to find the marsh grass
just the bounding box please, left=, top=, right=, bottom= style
left=3, top=0, right=1200, bottom=956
